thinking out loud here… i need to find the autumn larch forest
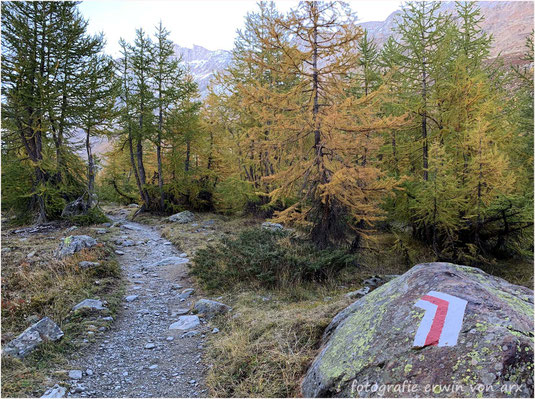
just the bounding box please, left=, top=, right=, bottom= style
left=3, top=0, right=532, bottom=260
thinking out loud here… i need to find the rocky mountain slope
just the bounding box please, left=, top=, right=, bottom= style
left=177, top=2, right=533, bottom=98
left=173, top=44, right=231, bottom=97
left=361, top=1, right=534, bottom=59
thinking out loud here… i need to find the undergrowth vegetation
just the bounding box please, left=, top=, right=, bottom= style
left=1, top=226, right=123, bottom=397
left=191, top=228, right=357, bottom=290
left=204, top=291, right=349, bottom=397
left=67, top=207, right=110, bottom=226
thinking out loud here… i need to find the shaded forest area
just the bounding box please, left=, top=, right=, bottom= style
left=2, top=1, right=533, bottom=266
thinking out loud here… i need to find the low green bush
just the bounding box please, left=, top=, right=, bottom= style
left=191, top=228, right=356, bottom=290
left=68, top=207, right=109, bottom=226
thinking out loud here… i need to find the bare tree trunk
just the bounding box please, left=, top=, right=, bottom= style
left=86, top=127, right=95, bottom=207
left=421, top=49, right=429, bottom=181
left=185, top=140, right=190, bottom=172
left=129, top=130, right=148, bottom=206
left=157, top=93, right=164, bottom=211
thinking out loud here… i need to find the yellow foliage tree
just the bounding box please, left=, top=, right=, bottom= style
left=239, top=1, right=407, bottom=247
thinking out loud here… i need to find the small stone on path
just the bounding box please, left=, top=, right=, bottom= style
left=169, top=315, right=200, bottom=330
left=69, top=370, right=83, bottom=380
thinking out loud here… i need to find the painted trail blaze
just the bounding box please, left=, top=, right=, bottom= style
left=413, top=291, right=467, bottom=347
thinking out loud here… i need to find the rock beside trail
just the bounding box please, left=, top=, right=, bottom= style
left=41, top=384, right=67, bottom=398
left=3, top=317, right=64, bottom=358
left=72, top=299, right=106, bottom=312
left=56, top=235, right=97, bottom=259
left=78, top=261, right=100, bottom=269
left=301, top=262, right=534, bottom=398
left=193, top=299, right=231, bottom=319
left=68, top=370, right=83, bottom=380
left=169, top=316, right=200, bottom=330
left=179, top=288, right=195, bottom=300
left=168, top=210, right=195, bottom=223
left=344, top=286, right=370, bottom=299
left=261, top=222, right=284, bottom=231
left=61, top=196, right=93, bottom=218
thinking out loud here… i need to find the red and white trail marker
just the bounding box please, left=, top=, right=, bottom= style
left=413, top=291, right=467, bottom=347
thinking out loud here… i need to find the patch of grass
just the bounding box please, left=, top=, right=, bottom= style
left=161, top=213, right=256, bottom=254
left=204, top=289, right=350, bottom=397
left=191, top=228, right=357, bottom=291
left=1, top=226, right=124, bottom=397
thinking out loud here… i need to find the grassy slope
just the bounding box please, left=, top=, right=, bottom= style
left=1, top=223, right=124, bottom=397
left=162, top=213, right=533, bottom=397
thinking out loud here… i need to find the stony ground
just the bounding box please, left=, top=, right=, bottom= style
left=64, top=208, right=210, bottom=397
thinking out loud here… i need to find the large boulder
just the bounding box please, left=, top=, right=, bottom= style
left=193, top=299, right=231, bottom=319
left=56, top=235, right=97, bottom=259
left=2, top=317, right=64, bottom=358
left=301, top=263, right=534, bottom=398
left=168, top=210, right=195, bottom=223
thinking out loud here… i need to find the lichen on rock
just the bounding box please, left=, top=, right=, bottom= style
left=301, top=262, right=534, bottom=398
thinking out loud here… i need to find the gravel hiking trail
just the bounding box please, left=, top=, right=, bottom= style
left=66, top=208, right=208, bottom=398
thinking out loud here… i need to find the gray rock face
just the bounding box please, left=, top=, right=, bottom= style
left=41, top=384, right=67, bottom=398
left=193, top=299, right=231, bottom=319
left=168, top=210, right=195, bottom=223
left=78, top=261, right=100, bottom=269
left=128, top=203, right=140, bottom=208
left=3, top=317, right=64, bottom=358
left=73, top=299, right=106, bottom=312
left=261, top=221, right=284, bottom=231
left=56, top=235, right=97, bottom=259
left=169, top=315, right=200, bottom=330
left=151, top=257, right=189, bottom=267
left=301, top=263, right=534, bottom=398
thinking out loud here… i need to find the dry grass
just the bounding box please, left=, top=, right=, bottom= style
left=203, top=288, right=351, bottom=397
left=161, top=213, right=260, bottom=255
left=1, top=223, right=124, bottom=397
left=197, top=227, right=533, bottom=397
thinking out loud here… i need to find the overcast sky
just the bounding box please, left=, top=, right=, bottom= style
left=79, top=0, right=403, bottom=56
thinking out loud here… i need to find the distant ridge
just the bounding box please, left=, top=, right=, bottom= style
left=175, top=2, right=533, bottom=98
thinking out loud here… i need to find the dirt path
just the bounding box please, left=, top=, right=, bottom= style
left=66, top=210, right=208, bottom=398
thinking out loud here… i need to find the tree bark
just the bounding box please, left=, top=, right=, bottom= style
left=157, top=86, right=165, bottom=211
left=185, top=140, right=191, bottom=172
left=86, top=126, right=95, bottom=207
